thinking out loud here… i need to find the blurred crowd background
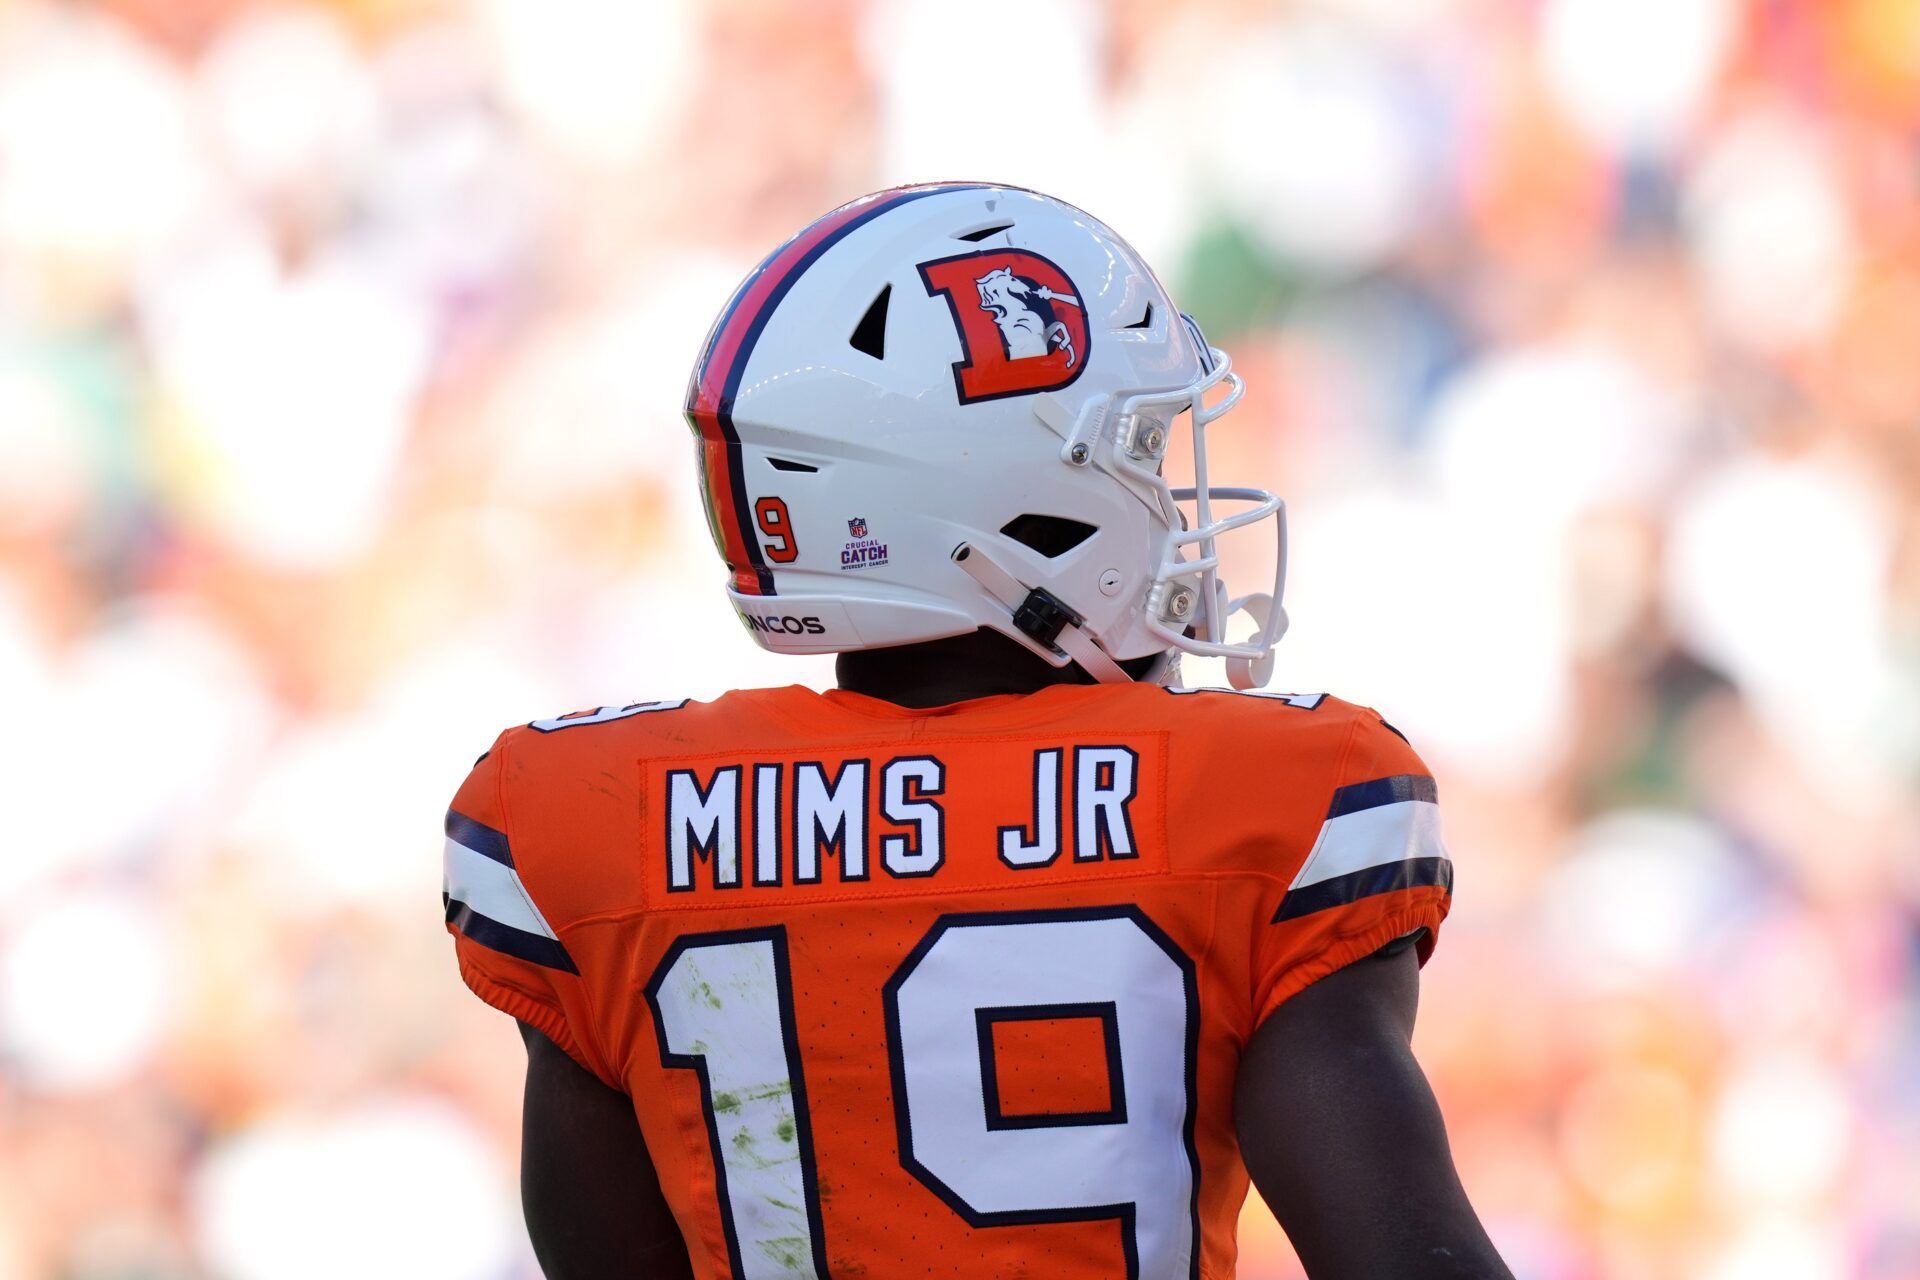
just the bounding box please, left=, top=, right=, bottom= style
left=1, top=0, right=1916, bottom=1277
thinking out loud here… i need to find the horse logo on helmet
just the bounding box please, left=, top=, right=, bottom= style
left=973, top=266, right=1080, bottom=369
left=919, top=249, right=1092, bottom=404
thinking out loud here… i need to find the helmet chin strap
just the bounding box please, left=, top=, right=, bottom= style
left=950, top=543, right=1134, bottom=685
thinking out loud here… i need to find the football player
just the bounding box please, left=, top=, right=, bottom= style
left=443, top=184, right=1513, bottom=1279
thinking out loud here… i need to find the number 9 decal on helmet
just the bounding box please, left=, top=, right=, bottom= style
left=754, top=496, right=799, bottom=564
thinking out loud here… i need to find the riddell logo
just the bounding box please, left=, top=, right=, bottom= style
left=738, top=612, right=827, bottom=636
left=919, top=249, right=1091, bottom=404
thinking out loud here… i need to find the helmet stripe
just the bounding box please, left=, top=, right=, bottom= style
left=686, top=182, right=986, bottom=596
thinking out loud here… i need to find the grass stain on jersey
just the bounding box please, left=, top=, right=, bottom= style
left=776, top=1117, right=796, bottom=1143
left=727, top=1080, right=792, bottom=1108
left=756, top=1236, right=811, bottom=1272
left=675, top=958, right=725, bottom=1010
left=737, top=1131, right=801, bottom=1171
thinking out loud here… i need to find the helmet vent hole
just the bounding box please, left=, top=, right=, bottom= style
left=1125, top=301, right=1155, bottom=329
left=767, top=457, right=818, bottom=473
left=1000, top=514, right=1097, bottom=558
left=849, top=285, right=890, bottom=359
left=955, top=222, right=1013, bottom=242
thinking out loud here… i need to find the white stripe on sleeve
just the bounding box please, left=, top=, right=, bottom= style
left=444, top=837, right=561, bottom=940
left=1289, top=800, right=1447, bottom=890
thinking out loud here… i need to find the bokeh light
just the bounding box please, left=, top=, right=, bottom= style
left=192, top=1098, right=517, bottom=1280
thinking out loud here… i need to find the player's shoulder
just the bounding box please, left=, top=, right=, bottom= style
left=484, top=695, right=695, bottom=768
left=458, top=686, right=830, bottom=838
left=483, top=685, right=822, bottom=767
left=445, top=688, right=817, bottom=932
left=1149, top=684, right=1419, bottom=765
left=1141, top=686, right=1445, bottom=899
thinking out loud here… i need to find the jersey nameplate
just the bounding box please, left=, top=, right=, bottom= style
left=641, top=734, right=1169, bottom=908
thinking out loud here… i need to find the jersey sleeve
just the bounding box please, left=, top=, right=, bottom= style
left=442, top=730, right=616, bottom=1085
left=1250, top=710, right=1453, bottom=1024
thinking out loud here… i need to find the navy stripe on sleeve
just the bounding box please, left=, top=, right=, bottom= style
left=1271, top=856, right=1453, bottom=923
left=1325, top=773, right=1437, bottom=820
left=445, top=897, right=579, bottom=974
left=445, top=810, right=512, bottom=866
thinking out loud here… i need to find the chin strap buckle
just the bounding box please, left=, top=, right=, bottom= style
left=1011, top=587, right=1078, bottom=648
left=952, top=543, right=1133, bottom=685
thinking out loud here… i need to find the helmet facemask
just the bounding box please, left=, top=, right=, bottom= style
left=1061, top=320, right=1289, bottom=689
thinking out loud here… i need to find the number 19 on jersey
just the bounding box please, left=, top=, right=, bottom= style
left=646, top=907, right=1203, bottom=1279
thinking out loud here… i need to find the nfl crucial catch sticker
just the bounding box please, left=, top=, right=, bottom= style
left=841, top=517, right=888, bottom=570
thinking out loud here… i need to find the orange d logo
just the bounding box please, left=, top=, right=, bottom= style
left=919, top=250, right=1091, bottom=404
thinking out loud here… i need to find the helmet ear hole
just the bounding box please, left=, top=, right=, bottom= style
left=999, top=514, right=1097, bottom=558
left=848, top=285, right=890, bottom=359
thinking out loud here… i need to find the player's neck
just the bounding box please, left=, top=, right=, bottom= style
left=835, top=630, right=1090, bottom=709
left=835, top=630, right=1158, bottom=709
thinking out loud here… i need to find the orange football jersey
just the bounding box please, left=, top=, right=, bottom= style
left=443, top=683, right=1452, bottom=1280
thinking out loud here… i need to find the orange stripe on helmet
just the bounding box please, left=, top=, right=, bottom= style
left=684, top=183, right=987, bottom=597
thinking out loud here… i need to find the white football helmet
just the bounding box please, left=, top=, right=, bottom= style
left=684, top=182, right=1287, bottom=688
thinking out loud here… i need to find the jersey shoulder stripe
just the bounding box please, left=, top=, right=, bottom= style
left=1274, top=856, right=1453, bottom=922
left=446, top=809, right=511, bottom=864
left=1326, top=772, right=1437, bottom=818
left=443, top=808, right=578, bottom=974
left=1274, top=772, right=1449, bottom=922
